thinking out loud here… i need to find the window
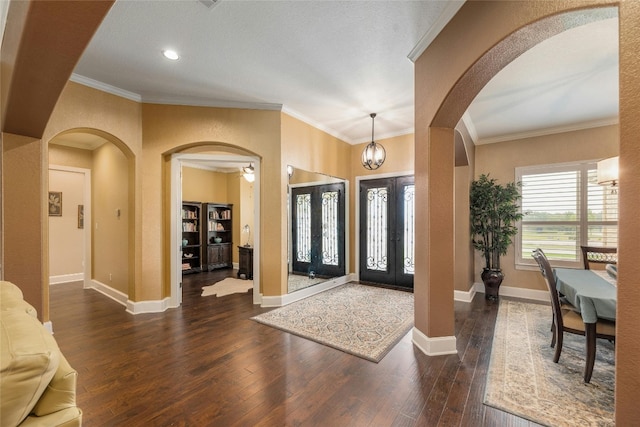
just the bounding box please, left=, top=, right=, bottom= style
left=516, top=162, right=618, bottom=267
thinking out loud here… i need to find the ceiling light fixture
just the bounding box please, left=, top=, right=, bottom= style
left=361, top=113, right=386, bottom=170
left=162, top=49, right=179, bottom=61
left=242, top=163, right=255, bottom=183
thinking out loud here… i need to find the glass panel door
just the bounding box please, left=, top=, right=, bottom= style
left=359, top=176, right=414, bottom=289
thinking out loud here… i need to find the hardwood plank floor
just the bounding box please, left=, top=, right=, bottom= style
left=49, top=272, right=542, bottom=426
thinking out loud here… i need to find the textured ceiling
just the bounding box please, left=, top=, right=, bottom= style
left=68, top=1, right=618, bottom=145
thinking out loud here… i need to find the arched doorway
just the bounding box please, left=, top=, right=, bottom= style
left=413, top=1, right=640, bottom=422
left=47, top=129, right=135, bottom=306
left=168, top=147, right=261, bottom=307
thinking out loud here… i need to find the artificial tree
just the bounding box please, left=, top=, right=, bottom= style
left=470, top=174, right=523, bottom=299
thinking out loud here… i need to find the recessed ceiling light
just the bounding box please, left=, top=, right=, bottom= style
left=162, top=49, right=179, bottom=61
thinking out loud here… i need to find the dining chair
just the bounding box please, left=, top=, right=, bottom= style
left=532, top=248, right=616, bottom=383
left=580, top=246, right=617, bottom=270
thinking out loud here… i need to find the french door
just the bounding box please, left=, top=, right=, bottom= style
left=359, top=176, right=415, bottom=289
left=291, top=182, right=345, bottom=278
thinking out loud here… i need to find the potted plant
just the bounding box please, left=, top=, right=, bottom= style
left=470, top=174, right=523, bottom=300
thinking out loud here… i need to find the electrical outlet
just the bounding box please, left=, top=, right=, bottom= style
left=109, top=273, right=112, bottom=281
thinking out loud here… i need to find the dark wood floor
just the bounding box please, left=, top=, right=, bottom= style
left=50, top=271, right=541, bottom=426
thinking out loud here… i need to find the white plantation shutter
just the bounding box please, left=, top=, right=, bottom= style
left=517, top=162, right=618, bottom=267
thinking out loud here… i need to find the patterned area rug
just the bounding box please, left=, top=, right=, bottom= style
left=251, top=283, right=414, bottom=362
left=484, top=300, right=615, bottom=426
left=201, top=277, right=253, bottom=297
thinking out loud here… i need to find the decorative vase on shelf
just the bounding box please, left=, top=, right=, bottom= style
left=182, top=239, right=188, bottom=247
left=214, top=237, right=222, bottom=243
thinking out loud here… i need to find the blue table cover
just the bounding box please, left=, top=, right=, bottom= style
left=554, top=268, right=617, bottom=323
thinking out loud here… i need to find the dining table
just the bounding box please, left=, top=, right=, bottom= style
left=554, top=268, right=617, bottom=324
left=553, top=267, right=617, bottom=382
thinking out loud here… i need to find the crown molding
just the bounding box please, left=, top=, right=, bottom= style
left=408, top=1, right=466, bottom=63
left=476, top=117, right=620, bottom=145
left=71, top=73, right=283, bottom=111
left=70, top=73, right=142, bottom=102
left=460, top=112, right=478, bottom=144
left=281, top=106, right=354, bottom=144
left=142, top=95, right=282, bottom=111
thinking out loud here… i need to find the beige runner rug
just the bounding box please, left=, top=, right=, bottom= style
left=484, top=300, right=614, bottom=426
left=251, top=283, right=414, bottom=362
left=201, top=277, right=253, bottom=297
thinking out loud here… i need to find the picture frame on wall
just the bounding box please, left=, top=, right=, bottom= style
left=48, top=191, right=62, bottom=216
left=78, top=205, right=84, bottom=229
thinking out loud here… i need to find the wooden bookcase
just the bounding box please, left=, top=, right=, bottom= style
left=181, top=201, right=202, bottom=274
left=203, top=203, right=233, bottom=270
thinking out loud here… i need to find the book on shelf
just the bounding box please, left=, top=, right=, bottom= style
left=182, top=222, right=198, bottom=232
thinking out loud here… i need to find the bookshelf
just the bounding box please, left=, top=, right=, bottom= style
left=203, top=203, right=233, bottom=270
left=181, top=201, right=202, bottom=274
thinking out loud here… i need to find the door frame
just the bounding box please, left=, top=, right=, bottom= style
left=48, top=165, right=92, bottom=289
left=170, top=153, right=261, bottom=307
left=355, top=170, right=414, bottom=283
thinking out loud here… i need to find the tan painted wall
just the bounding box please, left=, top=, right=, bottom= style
left=181, top=166, right=250, bottom=264
left=454, top=165, right=473, bottom=292
left=182, top=166, right=228, bottom=203
left=1, top=134, right=47, bottom=320
left=48, top=169, right=85, bottom=278
left=145, top=104, right=283, bottom=297
left=48, top=144, right=93, bottom=282
left=44, top=82, right=141, bottom=302
left=281, top=113, right=352, bottom=272
left=350, top=133, right=415, bottom=272
left=49, top=144, right=93, bottom=169
left=92, top=142, right=129, bottom=294
left=474, top=125, right=618, bottom=291
left=238, top=176, right=255, bottom=249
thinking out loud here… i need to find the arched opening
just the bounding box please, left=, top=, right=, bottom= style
left=414, top=0, right=640, bottom=422
left=164, top=143, right=261, bottom=308
left=413, top=3, right=619, bottom=351
left=47, top=128, right=136, bottom=308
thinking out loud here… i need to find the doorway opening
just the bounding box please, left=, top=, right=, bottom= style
left=359, top=175, right=415, bottom=289
left=169, top=153, right=260, bottom=307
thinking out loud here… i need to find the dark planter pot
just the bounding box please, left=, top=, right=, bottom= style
left=481, top=268, right=504, bottom=301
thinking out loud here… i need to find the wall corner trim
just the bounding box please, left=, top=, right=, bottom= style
left=126, top=298, right=172, bottom=314
left=412, top=327, right=457, bottom=356
left=454, top=285, right=476, bottom=303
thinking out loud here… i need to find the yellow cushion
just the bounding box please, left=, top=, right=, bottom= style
left=32, top=353, right=78, bottom=416
left=1, top=281, right=38, bottom=318
left=0, top=310, right=60, bottom=427
left=19, top=407, right=82, bottom=427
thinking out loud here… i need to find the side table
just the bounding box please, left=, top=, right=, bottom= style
left=237, top=245, right=253, bottom=280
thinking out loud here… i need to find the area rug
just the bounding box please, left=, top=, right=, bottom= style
left=201, top=277, right=253, bottom=297
left=251, top=283, right=414, bottom=362
left=484, top=300, right=615, bottom=426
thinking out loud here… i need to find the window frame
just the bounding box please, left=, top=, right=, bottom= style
left=515, top=160, right=617, bottom=269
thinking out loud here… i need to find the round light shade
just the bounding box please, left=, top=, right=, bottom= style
left=361, top=141, right=386, bottom=170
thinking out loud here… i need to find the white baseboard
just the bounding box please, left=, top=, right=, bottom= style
left=49, top=273, right=84, bottom=285
left=126, top=298, right=172, bottom=314
left=412, top=327, right=457, bottom=356
left=85, top=280, right=172, bottom=314
left=260, top=273, right=356, bottom=307
left=453, top=286, right=477, bottom=303
left=474, top=282, right=549, bottom=302
left=90, top=280, right=128, bottom=306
